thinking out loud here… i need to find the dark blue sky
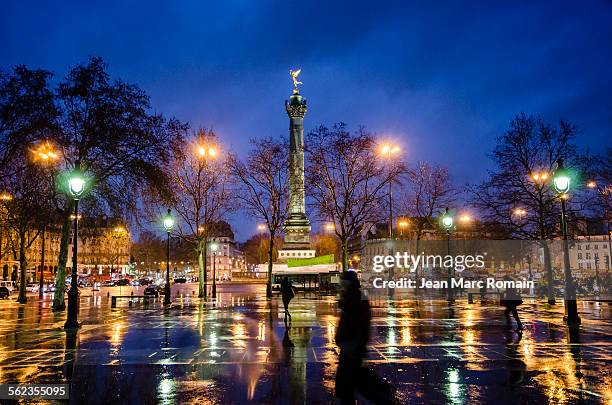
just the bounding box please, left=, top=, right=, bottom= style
left=2, top=1, right=611, bottom=240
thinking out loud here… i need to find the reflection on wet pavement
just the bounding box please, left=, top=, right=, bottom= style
left=0, top=284, right=610, bottom=404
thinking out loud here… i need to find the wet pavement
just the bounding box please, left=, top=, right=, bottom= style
left=0, top=283, right=610, bottom=404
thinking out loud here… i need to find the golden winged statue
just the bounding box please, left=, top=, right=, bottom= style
left=290, top=68, right=303, bottom=92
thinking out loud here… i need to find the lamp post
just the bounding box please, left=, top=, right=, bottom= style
left=163, top=209, right=174, bottom=306
left=553, top=159, right=580, bottom=326
left=196, top=141, right=219, bottom=299
left=0, top=192, right=12, bottom=282
left=65, top=162, right=86, bottom=330
left=32, top=141, right=59, bottom=299
left=441, top=207, right=454, bottom=303
left=210, top=241, right=219, bottom=299
left=39, top=224, right=45, bottom=299
left=380, top=143, right=400, bottom=239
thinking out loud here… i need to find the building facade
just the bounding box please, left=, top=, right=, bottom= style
left=209, top=235, right=247, bottom=280
left=1, top=218, right=131, bottom=283
left=569, top=235, right=612, bottom=276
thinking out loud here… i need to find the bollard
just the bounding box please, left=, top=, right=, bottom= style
left=129, top=300, right=133, bottom=307
left=107, top=292, right=110, bottom=297
left=111, top=296, right=117, bottom=308
left=468, top=293, right=473, bottom=304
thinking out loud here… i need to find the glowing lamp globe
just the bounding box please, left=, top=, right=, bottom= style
left=553, top=160, right=571, bottom=194
left=67, top=173, right=86, bottom=199
left=442, top=216, right=453, bottom=229
left=553, top=173, right=570, bottom=194
left=441, top=208, right=454, bottom=230
left=210, top=242, right=219, bottom=252
left=163, top=210, right=174, bottom=232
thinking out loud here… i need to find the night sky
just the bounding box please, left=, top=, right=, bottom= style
left=2, top=1, right=611, bottom=240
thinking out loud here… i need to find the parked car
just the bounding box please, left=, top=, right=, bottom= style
left=0, top=286, right=9, bottom=299
left=42, top=284, right=56, bottom=293
left=0, top=281, right=15, bottom=294
left=174, top=277, right=186, bottom=283
left=26, top=283, right=39, bottom=293
left=114, top=279, right=130, bottom=286
left=144, top=285, right=164, bottom=297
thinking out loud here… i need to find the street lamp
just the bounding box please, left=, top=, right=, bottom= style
left=32, top=141, right=59, bottom=162
left=398, top=219, right=409, bottom=238
left=440, top=207, right=454, bottom=303
left=458, top=214, right=472, bottom=224
left=195, top=141, right=219, bottom=300
left=65, top=161, right=86, bottom=329
left=379, top=143, right=400, bottom=239
left=32, top=141, right=59, bottom=297
left=553, top=158, right=580, bottom=326
left=531, top=171, right=549, bottom=183
left=163, top=209, right=174, bottom=306
left=513, top=208, right=527, bottom=218
left=0, top=192, right=11, bottom=287
left=197, top=145, right=218, bottom=158
left=210, top=241, right=219, bottom=299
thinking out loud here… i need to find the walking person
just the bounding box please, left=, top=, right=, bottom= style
left=280, top=277, right=295, bottom=324
left=501, top=275, right=523, bottom=331
left=335, top=271, right=395, bottom=404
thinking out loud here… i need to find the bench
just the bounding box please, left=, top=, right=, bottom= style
left=111, top=295, right=155, bottom=308
left=467, top=291, right=502, bottom=304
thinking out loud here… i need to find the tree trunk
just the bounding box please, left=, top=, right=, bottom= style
left=53, top=207, right=72, bottom=310
left=542, top=241, right=555, bottom=304
left=266, top=236, right=274, bottom=298
left=341, top=237, right=348, bottom=272
left=415, top=236, right=421, bottom=279
left=17, top=231, right=27, bottom=304
left=203, top=239, right=208, bottom=299
left=414, top=235, right=422, bottom=296
left=198, top=247, right=205, bottom=298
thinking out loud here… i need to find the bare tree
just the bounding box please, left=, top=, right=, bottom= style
left=0, top=66, right=58, bottom=181
left=232, top=137, right=290, bottom=298
left=166, top=129, right=233, bottom=298
left=469, top=113, right=583, bottom=304
left=305, top=124, right=404, bottom=271
left=98, top=227, right=130, bottom=274
left=47, top=57, right=186, bottom=310
left=398, top=161, right=455, bottom=276
left=131, top=231, right=167, bottom=275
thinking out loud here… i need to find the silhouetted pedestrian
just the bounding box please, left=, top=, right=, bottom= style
left=335, top=271, right=395, bottom=404
left=280, top=277, right=295, bottom=324
left=501, top=275, right=523, bottom=330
